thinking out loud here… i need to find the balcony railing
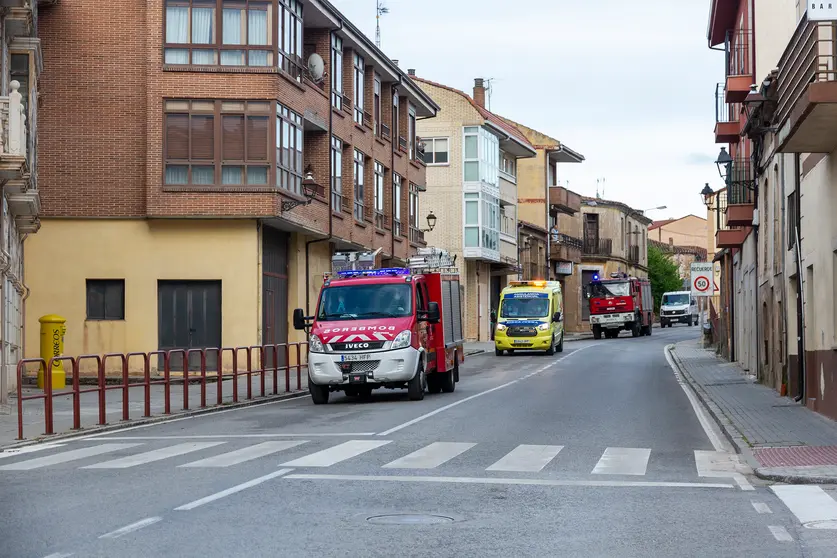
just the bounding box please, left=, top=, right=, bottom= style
left=726, top=28, right=753, bottom=77
left=409, top=226, right=425, bottom=244
left=0, top=81, right=27, bottom=161
left=726, top=156, right=755, bottom=205
left=714, top=83, right=741, bottom=144
left=582, top=237, right=613, bottom=257
left=776, top=17, right=837, bottom=152
left=548, top=186, right=581, bottom=214
left=549, top=233, right=582, bottom=263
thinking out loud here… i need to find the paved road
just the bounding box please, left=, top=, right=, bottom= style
left=2, top=325, right=836, bottom=557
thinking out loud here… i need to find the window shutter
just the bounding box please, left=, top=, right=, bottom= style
left=166, top=114, right=189, bottom=160
left=190, top=115, right=214, bottom=160
left=246, top=115, right=269, bottom=161
left=222, top=115, right=245, bottom=161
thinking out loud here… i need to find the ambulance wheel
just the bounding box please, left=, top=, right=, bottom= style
left=440, top=361, right=456, bottom=393
left=593, top=326, right=602, bottom=340
left=546, top=338, right=556, bottom=356
left=309, top=377, right=330, bottom=405
left=408, top=364, right=426, bottom=401
left=557, top=332, right=564, bottom=353
left=495, top=348, right=504, bottom=356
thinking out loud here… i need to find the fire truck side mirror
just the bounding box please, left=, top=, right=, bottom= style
left=425, top=302, right=441, bottom=324
left=293, top=308, right=307, bottom=331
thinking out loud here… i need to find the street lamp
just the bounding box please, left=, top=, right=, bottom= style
left=640, top=205, right=667, bottom=213
left=700, top=183, right=714, bottom=208
left=715, top=147, right=733, bottom=181
left=743, top=84, right=765, bottom=121
left=281, top=167, right=319, bottom=212
left=420, top=211, right=437, bottom=232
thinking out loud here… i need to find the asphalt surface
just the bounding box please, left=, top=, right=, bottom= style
left=2, top=325, right=836, bottom=557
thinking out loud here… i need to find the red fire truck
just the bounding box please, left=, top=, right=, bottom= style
left=293, top=250, right=464, bottom=404
left=586, top=272, right=654, bottom=339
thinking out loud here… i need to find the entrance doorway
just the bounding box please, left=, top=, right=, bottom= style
left=262, top=227, right=290, bottom=369
left=158, top=280, right=222, bottom=372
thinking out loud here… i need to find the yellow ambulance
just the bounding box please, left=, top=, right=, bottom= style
left=494, top=280, right=564, bottom=356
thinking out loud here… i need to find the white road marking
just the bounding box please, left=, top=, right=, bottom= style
left=591, top=447, right=651, bottom=476
left=174, top=468, right=294, bottom=511
left=0, top=443, right=66, bottom=459
left=179, top=441, right=307, bottom=468
left=285, top=473, right=735, bottom=489
left=280, top=440, right=391, bottom=467
left=768, top=525, right=794, bottom=542
left=694, top=450, right=754, bottom=491
left=0, top=443, right=142, bottom=471
left=771, top=485, right=837, bottom=528
left=382, top=442, right=475, bottom=469
left=41, top=553, right=74, bottom=558
left=77, top=433, right=375, bottom=441
left=377, top=344, right=600, bottom=436
left=665, top=345, right=730, bottom=453
left=486, top=444, right=564, bottom=472
left=81, top=442, right=224, bottom=469
left=98, top=517, right=162, bottom=539
left=752, top=501, right=772, bottom=514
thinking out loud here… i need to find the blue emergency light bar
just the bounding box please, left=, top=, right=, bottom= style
left=336, top=267, right=410, bottom=278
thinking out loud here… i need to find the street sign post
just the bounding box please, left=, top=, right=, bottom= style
left=690, top=262, right=713, bottom=297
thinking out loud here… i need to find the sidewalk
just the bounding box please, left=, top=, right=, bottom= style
left=464, top=331, right=595, bottom=356
left=670, top=339, right=837, bottom=484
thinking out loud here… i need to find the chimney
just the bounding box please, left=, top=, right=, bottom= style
left=407, top=69, right=416, bottom=76
left=473, top=78, right=486, bottom=108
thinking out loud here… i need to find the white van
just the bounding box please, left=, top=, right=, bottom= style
left=660, top=291, right=698, bottom=327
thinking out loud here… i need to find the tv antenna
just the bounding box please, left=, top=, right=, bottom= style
left=484, top=77, right=496, bottom=110
left=376, top=1, right=389, bottom=48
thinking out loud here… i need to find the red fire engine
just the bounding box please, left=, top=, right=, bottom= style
left=586, top=272, right=654, bottom=339
left=293, top=249, right=464, bottom=404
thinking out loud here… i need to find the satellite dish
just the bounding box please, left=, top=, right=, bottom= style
left=307, top=53, right=325, bottom=83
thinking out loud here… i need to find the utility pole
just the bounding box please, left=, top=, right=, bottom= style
left=375, top=1, right=389, bottom=48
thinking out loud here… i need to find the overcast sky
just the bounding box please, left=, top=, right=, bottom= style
left=331, top=0, right=723, bottom=221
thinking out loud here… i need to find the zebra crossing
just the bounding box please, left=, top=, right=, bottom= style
left=0, top=438, right=740, bottom=482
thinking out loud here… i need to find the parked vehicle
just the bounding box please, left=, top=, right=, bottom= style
left=586, top=273, right=654, bottom=339
left=660, top=291, right=698, bottom=327
left=293, top=257, right=464, bottom=404
left=494, top=280, right=564, bottom=356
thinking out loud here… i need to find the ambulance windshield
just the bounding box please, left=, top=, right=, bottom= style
left=317, top=284, right=413, bottom=320
left=500, top=298, right=551, bottom=318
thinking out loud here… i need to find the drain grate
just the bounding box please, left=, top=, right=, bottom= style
left=367, top=514, right=454, bottom=525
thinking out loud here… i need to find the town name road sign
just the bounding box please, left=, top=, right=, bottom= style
left=690, top=262, right=713, bottom=297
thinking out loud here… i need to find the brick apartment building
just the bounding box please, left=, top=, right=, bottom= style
left=25, top=0, right=437, bottom=369
left=0, top=1, right=45, bottom=402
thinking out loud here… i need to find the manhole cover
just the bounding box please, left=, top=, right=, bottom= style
left=804, top=520, right=837, bottom=530
left=367, top=514, right=454, bottom=525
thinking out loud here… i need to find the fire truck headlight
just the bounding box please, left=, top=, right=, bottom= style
left=391, top=330, right=412, bottom=350
left=537, top=323, right=550, bottom=331
left=308, top=334, right=325, bottom=353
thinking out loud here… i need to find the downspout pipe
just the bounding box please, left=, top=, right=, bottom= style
left=794, top=153, right=805, bottom=402
left=305, top=24, right=341, bottom=315
left=391, top=78, right=401, bottom=263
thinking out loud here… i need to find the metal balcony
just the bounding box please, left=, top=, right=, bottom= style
left=725, top=28, right=754, bottom=103
left=724, top=156, right=755, bottom=226
left=713, top=189, right=750, bottom=248
left=714, top=83, right=741, bottom=144
left=549, top=233, right=582, bottom=263
left=776, top=16, right=837, bottom=153
left=582, top=237, right=613, bottom=257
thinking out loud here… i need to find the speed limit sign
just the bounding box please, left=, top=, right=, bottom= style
left=690, top=262, right=713, bottom=297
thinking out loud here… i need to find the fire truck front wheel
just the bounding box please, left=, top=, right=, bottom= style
left=408, top=363, right=426, bottom=401
left=593, top=325, right=602, bottom=340
left=308, top=377, right=330, bottom=405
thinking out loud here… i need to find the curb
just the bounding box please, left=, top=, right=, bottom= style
left=0, top=390, right=309, bottom=451
left=667, top=342, right=835, bottom=485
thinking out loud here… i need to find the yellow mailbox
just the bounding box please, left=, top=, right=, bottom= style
left=38, top=314, right=67, bottom=390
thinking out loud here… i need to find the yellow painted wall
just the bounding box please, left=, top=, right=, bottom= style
left=25, top=219, right=260, bottom=371
left=516, top=149, right=548, bottom=229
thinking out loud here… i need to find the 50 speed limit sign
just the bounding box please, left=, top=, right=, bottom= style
left=690, top=262, right=713, bottom=297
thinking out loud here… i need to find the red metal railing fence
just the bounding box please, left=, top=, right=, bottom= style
left=16, top=342, right=309, bottom=440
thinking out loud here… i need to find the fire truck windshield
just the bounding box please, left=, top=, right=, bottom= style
left=590, top=281, right=630, bottom=298
left=317, top=283, right=413, bottom=320
left=500, top=298, right=551, bottom=318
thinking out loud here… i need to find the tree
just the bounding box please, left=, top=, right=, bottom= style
left=647, top=244, right=683, bottom=314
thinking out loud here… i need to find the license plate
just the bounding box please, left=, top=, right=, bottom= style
left=349, top=374, right=367, bottom=384
left=340, top=353, right=371, bottom=362
left=513, top=339, right=531, bottom=345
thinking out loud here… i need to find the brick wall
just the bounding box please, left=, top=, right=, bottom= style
left=38, top=0, right=428, bottom=259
